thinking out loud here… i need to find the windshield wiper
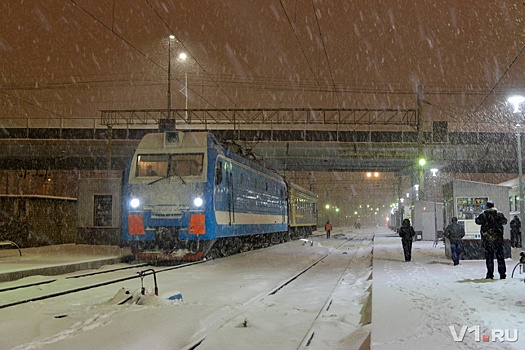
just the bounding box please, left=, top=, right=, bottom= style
left=170, top=168, right=186, bottom=184
left=147, top=174, right=170, bottom=185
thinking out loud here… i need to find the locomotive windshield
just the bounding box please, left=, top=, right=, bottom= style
left=136, top=153, right=204, bottom=178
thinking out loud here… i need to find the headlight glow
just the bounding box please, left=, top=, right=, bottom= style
left=130, top=198, right=141, bottom=208
left=193, top=197, right=203, bottom=207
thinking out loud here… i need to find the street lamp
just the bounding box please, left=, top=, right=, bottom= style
left=167, top=35, right=175, bottom=129
left=178, top=52, right=188, bottom=122
left=508, top=95, right=525, bottom=239
left=430, top=168, right=439, bottom=246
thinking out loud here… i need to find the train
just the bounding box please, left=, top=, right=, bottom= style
left=122, top=131, right=318, bottom=261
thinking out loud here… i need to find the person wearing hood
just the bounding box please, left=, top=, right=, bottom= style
left=398, top=218, right=415, bottom=262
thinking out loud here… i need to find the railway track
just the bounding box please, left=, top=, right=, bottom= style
left=182, top=235, right=373, bottom=349
left=0, top=260, right=206, bottom=309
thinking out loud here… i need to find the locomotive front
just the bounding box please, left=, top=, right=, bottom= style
left=123, top=131, right=213, bottom=261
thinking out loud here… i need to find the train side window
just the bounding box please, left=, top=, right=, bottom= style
left=215, top=161, right=223, bottom=185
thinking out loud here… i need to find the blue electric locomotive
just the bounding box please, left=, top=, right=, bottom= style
left=122, top=131, right=317, bottom=261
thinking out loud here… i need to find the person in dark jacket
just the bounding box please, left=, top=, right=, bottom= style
left=398, top=218, right=415, bottom=262
left=444, top=217, right=465, bottom=266
left=510, top=215, right=521, bottom=248
left=475, top=200, right=508, bottom=279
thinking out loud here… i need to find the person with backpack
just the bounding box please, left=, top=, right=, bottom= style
left=475, top=200, right=508, bottom=279
left=444, top=217, right=465, bottom=266
left=398, top=218, right=416, bottom=262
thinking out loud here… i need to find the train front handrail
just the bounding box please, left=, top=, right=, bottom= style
left=137, top=269, right=158, bottom=296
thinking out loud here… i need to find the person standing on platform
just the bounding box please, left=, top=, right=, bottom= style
left=510, top=215, right=522, bottom=248
left=475, top=200, right=508, bottom=279
left=398, top=218, right=415, bottom=262
left=443, top=217, right=465, bottom=266
left=325, top=221, right=332, bottom=239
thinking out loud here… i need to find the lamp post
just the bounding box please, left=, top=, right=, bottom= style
left=430, top=168, right=438, bottom=245
left=167, top=35, right=175, bottom=128
left=399, top=198, right=404, bottom=227
left=417, top=157, right=427, bottom=201
left=508, top=95, right=525, bottom=239
left=178, top=52, right=188, bottom=122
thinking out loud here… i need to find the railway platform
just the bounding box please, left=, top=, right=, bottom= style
left=0, top=244, right=132, bottom=282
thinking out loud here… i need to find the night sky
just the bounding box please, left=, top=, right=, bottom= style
left=2, top=0, right=525, bottom=126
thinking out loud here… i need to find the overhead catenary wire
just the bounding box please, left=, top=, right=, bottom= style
left=278, top=0, right=319, bottom=85
left=473, top=44, right=525, bottom=114
left=310, top=0, right=340, bottom=105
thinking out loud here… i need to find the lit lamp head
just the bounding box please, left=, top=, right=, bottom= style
left=508, top=95, right=525, bottom=113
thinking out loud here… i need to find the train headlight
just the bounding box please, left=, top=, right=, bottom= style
left=130, top=198, right=141, bottom=209
left=193, top=196, right=204, bottom=207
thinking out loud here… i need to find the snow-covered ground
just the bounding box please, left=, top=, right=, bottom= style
left=372, top=230, right=525, bottom=350
left=1, top=226, right=524, bottom=350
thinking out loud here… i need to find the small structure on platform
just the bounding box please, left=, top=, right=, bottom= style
left=412, top=200, right=444, bottom=241
left=443, top=179, right=511, bottom=260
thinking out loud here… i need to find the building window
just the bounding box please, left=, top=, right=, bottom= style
left=94, top=195, right=112, bottom=227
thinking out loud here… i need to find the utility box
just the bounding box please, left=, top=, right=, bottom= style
left=412, top=200, right=444, bottom=241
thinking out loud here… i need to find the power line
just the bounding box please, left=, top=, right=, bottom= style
left=279, top=0, right=319, bottom=85
left=0, top=91, right=67, bottom=118
left=310, top=0, right=339, bottom=105
left=68, top=0, right=164, bottom=72
left=473, top=44, right=525, bottom=113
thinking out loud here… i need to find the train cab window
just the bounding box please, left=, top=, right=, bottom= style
left=136, top=154, right=168, bottom=177
left=169, top=153, right=204, bottom=177
left=215, top=161, right=223, bottom=185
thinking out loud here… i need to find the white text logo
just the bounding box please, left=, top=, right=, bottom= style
left=449, top=325, right=518, bottom=342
